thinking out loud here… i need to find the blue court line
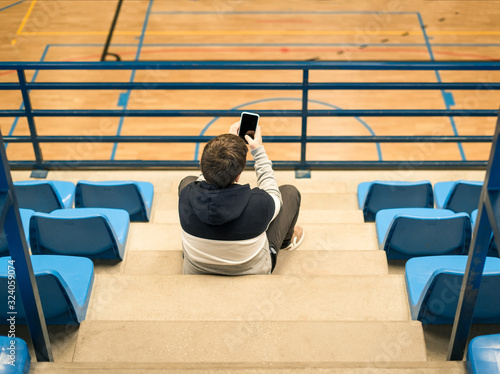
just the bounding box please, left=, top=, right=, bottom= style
left=0, top=0, right=25, bottom=12
left=152, top=10, right=416, bottom=15
left=7, top=43, right=50, bottom=148
left=417, top=12, right=466, bottom=161
left=193, top=97, right=382, bottom=162
left=110, top=0, right=154, bottom=160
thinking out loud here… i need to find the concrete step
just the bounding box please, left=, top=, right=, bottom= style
left=153, top=191, right=359, bottom=211
left=151, top=209, right=364, bottom=224
left=301, top=193, right=358, bottom=210
left=36, top=169, right=485, bottom=192
left=241, top=171, right=348, bottom=194
left=0, top=324, right=81, bottom=363
left=127, top=222, right=376, bottom=252
left=72, top=320, right=427, bottom=363
left=86, top=274, right=409, bottom=321
left=151, top=203, right=364, bottom=223
left=295, top=210, right=364, bottom=224
left=122, top=250, right=388, bottom=276
left=31, top=361, right=468, bottom=373
left=127, top=223, right=182, bottom=251
left=301, top=223, right=377, bottom=250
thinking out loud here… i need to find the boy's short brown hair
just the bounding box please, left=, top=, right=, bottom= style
left=201, top=134, right=247, bottom=188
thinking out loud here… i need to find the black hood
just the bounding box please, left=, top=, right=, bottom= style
left=186, top=181, right=253, bottom=225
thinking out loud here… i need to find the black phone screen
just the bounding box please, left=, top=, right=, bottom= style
left=239, top=113, right=259, bottom=142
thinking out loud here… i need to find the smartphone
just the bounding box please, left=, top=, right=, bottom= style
left=238, top=112, right=259, bottom=143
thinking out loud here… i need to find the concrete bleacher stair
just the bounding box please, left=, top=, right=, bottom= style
left=7, top=169, right=482, bottom=373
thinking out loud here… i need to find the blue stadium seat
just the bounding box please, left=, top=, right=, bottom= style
left=468, top=334, right=500, bottom=374
left=14, top=180, right=75, bottom=213
left=0, top=255, right=94, bottom=325
left=405, top=255, right=500, bottom=324
left=471, top=210, right=499, bottom=257
left=0, top=336, right=30, bottom=373
left=0, top=209, right=34, bottom=257
left=375, top=208, right=471, bottom=259
left=357, top=181, right=433, bottom=222
left=30, top=208, right=129, bottom=260
left=75, top=180, right=154, bottom=222
left=434, top=180, right=483, bottom=215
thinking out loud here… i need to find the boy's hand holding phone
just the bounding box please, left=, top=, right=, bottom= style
left=245, top=125, right=262, bottom=151
left=229, top=121, right=240, bottom=136
left=229, top=112, right=263, bottom=150
left=238, top=112, right=259, bottom=142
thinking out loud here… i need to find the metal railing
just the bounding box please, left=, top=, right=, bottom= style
left=449, top=109, right=500, bottom=360
left=2, top=60, right=500, bottom=361
left=1, top=61, right=499, bottom=172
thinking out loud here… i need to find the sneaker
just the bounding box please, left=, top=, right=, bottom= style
left=282, top=226, right=304, bottom=251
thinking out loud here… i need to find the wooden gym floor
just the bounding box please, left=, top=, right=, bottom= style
left=0, top=0, right=499, bottom=165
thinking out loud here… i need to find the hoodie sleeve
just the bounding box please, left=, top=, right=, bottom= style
left=251, top=145, right=282, bottom=221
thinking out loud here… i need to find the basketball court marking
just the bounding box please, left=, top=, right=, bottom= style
left=13, top=30, right=500, bottom=37
left=8, top=8, right=500, bottom=38
left=110, top=0, right=154, bottom=160
left=0, top=0, right=26, bottom=13
left=416, top=12, right=465, bottom=160
left=193, top=97, right=381, bottom=161
left=10, top=0, right=36, bottom=46
left=2, top=1, right=499, bottom=163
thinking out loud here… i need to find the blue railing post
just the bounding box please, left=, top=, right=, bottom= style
left=0, top=128, right=52, bottom=361
left=296, top=69, right=311, bottom=178
left=16, top=69, right=45, bottom=177
left=447, top=108, right=500, bottom=360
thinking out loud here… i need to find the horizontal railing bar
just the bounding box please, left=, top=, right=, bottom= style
left=301, top=161, right=488, bottom=168
left=5, top=136, right=218, bottom=143
left=5, top=82, right=304, bottom=90
left=306, top=135, right=493, bottom=142
left=4, top=135, right=493, bottom=143
left=12, top=109, right=497, bottom=117
left=1, top=109, right=497, bottom=117
left=0, top=110, right=28, bottom=117
left=7, top=160, right=487, bottom=170
left=309, top=82, right=500, bottom=90
left=0, top=83, right=19, bottom=90
left=1, top=61, right=500, bottom=70
left=17, top=110, right=303, bottom=117
left=2, top=82, right=500, bottom=90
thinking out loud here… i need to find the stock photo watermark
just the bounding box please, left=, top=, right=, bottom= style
left=6, top=259, right=17, bottom=367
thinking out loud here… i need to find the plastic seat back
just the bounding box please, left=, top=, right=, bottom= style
left=446, top=182, right=482, bottom=215
left=30, top=215, right=118, bottom=258
left=14, top=183, right=61, bottom=213
left=417, top=271, right=500, bottom=324
left=76, top=182, right=151, bottom=221
left=0, top=274, right=77, bottom=324
left=0, top=209, right=34, bottom=257
left=361, top=181, right=433, bottom=221
left=383, top=213, right=471, bottom=259
left=0, top=256, right=94, bottom=325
